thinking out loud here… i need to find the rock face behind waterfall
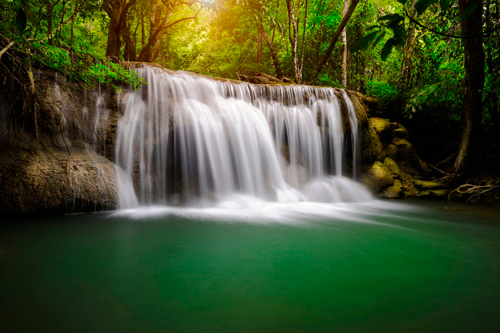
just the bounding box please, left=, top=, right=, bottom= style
left=0, top=64, right=435, bottom=216
left=0, top=70, right=119, bottom=216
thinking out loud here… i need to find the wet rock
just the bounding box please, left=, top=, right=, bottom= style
left=417, top=189, right=450, bottom=199
left=0, top=149, right=117, bottom=216
left=391, top=122, right=410, bottom=140
left=412, top=179, right=447, bottom=191
left=383, top=157, right=401, bottom=175
left=379, top=179, right=404, bottom=199
left=0, top=69, right=120, bottom=216
left=383, top=144, right=398, bottom=160
left=362, top=161, right=394, bottom=193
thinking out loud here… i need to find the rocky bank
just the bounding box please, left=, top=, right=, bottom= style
left=0, top=65, right=443, bottom=216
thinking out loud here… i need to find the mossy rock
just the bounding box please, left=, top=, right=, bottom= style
left=364, top=118, right=392, bottom=162
left=383, top=144, right=398, bottom=160
left=412, top=179, right=447, bottom=191
left=393, top=138, right=431, bottom=177
left=428, top=189, right=450, bottom=198
left=379, top=179, right=404, bottom=199
left=362, top=161, right=394, bottom=193
left=383, top=157, right=401, bottom=175
left=417, top=189, right=450, bottom=199
left=390, top=122, right=410, bottom=140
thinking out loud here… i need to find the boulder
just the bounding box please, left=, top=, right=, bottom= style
left=0, top=148, right=117, bottom=215
left=379, top=179, right=404, bottom=199
left=362, top=161, right=394, bottom=193
left=412, top=179, right=447, bottom=191
left=383, top=157, right=401, bottom=175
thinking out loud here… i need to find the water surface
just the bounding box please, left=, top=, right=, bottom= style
left=1, top=200, right=500, bottom=332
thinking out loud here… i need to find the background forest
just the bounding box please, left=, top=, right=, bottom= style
left=1, top=0, right=499, bottom=177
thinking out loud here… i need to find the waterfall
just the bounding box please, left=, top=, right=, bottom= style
left=115, top=65, right=371, bottom=209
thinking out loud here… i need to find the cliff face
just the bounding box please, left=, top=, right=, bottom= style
left=0, top=70, right=120, bottom=216
left=0, top=66, right=435, bottom=216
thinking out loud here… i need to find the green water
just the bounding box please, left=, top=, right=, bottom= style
left=1, top=200, right=500, bottom=332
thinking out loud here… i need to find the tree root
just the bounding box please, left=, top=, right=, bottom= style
left=448, top=184, right=500, bottom=202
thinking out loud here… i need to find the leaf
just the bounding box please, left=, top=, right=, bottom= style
left=366, top=24, right=381, bottom=31
left=372, top=31, right=387, bottom=49
left=378, top=14, right=404, bottom=28
left=415, top=0, right=438, bottom=15
left=439, top=0, right=452, bottom=10
left=392, top=25, right=407, bottom=45
left=381, top=38, right=395, bottom=61
left=378, top=14, right=399, bottom=22
left=351, top=31, right=379, bottom=52
left=397, top=0, right=408, bottom=4
left=15, top=7, right=27, bottom=34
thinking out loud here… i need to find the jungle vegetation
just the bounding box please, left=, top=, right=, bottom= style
left=0, top=0, right=499, bottom=176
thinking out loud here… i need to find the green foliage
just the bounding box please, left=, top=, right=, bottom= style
left=351, top=10, right=406, bottom=61
left=86, top=63, right=144, bottom=90
left=415, top=0, right=438, bottom=15
left=366, top=80, right=399, bottom=105
left=318, top=73, right=342, bottom=88
left=1, top=1, right=143, bottom=90
left=0, top=0, right=498, bottom=160
left=381, top=38, right=395, bottom=61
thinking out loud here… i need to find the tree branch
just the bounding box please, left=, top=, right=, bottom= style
left=404, top=8, right=500, bottom=39
left=0, top=0, right=89, bottom=58
left=314, top=0, right=359, bottom=76
left=164, top=7, right=202, bottom=30
left=0, top=41, right=15, bottom=59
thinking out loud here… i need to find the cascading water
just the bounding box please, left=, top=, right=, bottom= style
left=115, top=65, right=372, bottom=210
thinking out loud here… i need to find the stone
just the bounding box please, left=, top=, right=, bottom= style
left=0, top=69, right=120, bottom=216
left=412, top=179, right=447, bottom=190
left=390, top=122, right=410, bottom=140
left=383, top=157, right=401, bottom=175
left=379, top=179, right=404, bottom=199
left=383, top=144, right=398, bottom=160
left=362, top=161, right=394, bottom=193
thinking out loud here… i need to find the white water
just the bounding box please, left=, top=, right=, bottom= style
left=115, top=66, right=372, bottom=210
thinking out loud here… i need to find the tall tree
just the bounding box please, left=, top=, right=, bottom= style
left=314, top=0, right=359, bottom=77
left=341, top=0, right=349, bottom=87
left=103, top=0, right=137, bottom=59
left=454, top=0, right=485, bottom=174
left=286, top=0, right=301, bottom=83
left=137, top=0, right=202, bottom=62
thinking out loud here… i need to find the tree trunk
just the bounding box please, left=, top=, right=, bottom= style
left=123, top=20, right=136, bottom=61
left=137, top=11, right=170, bottom=62
left=261, top=28, right=283, bottom=79
left=70, top=15, right=75, bottom=47
left=315, top=0, right=359, bottom=77
left=103, top=0, right=137, bottom=59
left=454, top=0, right=484, bottom=174
left=485, top=0, right=500, bottom=151
left=341, top=0, right=349, bottom=88
left=300, top=0, right=308, bottom=81
left=286, top=0, right=301, bottom=83
left=257, top=29, right=263, bottom=63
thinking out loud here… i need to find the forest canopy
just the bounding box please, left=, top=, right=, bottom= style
left=0, top=0, right=499, bottom=175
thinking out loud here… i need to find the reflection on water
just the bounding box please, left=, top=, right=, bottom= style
left=112, top=196, right=417, bottom=226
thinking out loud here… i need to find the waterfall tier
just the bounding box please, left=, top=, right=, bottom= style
left=115, top=66, right=372, bottom=208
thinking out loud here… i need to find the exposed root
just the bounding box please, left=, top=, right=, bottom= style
left=448, top=184, right=500, bottom=202
left=427, top=163, right=448, bottom=175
